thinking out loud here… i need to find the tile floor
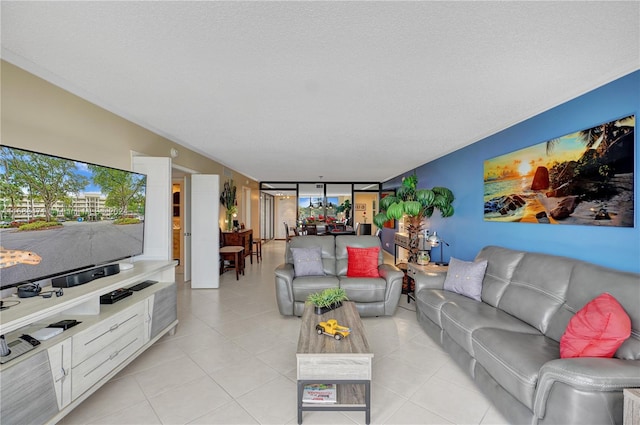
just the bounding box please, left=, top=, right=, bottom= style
left=60, top=240, right=510, bottom=425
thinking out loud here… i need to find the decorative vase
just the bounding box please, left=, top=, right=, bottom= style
left=226, top=211, right=233, bottom=231
left=417, top=251, right=431, bottom=265
left=314, top=301, right=343, bottom=315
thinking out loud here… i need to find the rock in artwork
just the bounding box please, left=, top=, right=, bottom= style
left=484, top=115, right=634, bottom=227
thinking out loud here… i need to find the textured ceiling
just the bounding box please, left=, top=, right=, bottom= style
left=2, top=1, right=638, bottom=182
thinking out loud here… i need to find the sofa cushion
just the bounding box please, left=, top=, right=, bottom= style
left=560, top=293, right=631, bottom=358
left=475, top=246, right=525, bottom=307
left=335, top=235, right=383, bottom=276
left=291, top=247, right=325, bottom=277
left=443, top=257, right=487, bottom=301
left=548, top=261, right=640, bottom=360
left=346, top=246, right=380, bottom=277
left=472, top=328, right=559, bottom=410
left=339, top=276, right=386, bottom=302
left=292, top=276, right=340, bottom=302
left=440, top=299, right=541, bottom=356
left=414, top=289, right=459, bottom=327
left=286, top=236, right=337, bottom=276
left=498, top=252, right=572, bottom=335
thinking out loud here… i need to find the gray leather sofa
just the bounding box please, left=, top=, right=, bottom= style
left=275, top=235, right=404, bottom=316
left=414, top=245, right=640, bottom=424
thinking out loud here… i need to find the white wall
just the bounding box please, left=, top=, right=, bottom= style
left=276, top=197, right=297, bottom=239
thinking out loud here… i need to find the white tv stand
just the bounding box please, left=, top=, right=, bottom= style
left=0, top=260, right=178, bottom=425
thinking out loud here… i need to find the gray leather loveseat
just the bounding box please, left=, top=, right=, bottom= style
left=275, top=235, right=404, bottom=316
left=414, top=245, right=640, bottom=424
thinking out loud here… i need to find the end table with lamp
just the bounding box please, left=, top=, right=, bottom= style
left=402, top=231, right=450, bottom=302
left=427, top=231, right=449, bottom=266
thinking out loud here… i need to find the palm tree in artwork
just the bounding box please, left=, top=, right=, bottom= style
left=546, top=115, right=634, bottom=156
left=545, top=115, right=635, bottom=186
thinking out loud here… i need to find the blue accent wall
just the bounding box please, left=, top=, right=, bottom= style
left=382, top=71, right=639, bottom=273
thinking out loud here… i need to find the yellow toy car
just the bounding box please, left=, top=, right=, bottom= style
left=316, top=319, right=351, bottom=340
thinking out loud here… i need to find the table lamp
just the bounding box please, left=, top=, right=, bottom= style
left=427, top=231, right=449, bottom=266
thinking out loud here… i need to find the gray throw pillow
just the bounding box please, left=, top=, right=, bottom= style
left=443, top=257, right=488, bottom=301
left=291, top=247, right=325, bottom=277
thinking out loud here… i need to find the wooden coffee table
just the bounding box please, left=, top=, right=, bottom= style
left=296, top=301, right=373, bottom=424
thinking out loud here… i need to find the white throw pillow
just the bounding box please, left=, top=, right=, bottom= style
left=443, top=257, right=488, bottom=301
left=291, top=247, right=325, bottom=277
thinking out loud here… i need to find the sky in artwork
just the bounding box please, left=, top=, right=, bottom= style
left=484, top=132, right=587, bottom=181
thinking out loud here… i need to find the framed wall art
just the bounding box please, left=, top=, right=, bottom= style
left=484, top=114, right=635, bottom=227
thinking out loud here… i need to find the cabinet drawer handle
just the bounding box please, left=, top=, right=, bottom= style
left=55, top=367, right=68, bottom=382
left=109, top=324, right=119, bottom=332
left=109, top=350, right=120, bottom=360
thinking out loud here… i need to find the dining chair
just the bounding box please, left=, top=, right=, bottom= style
left=306, top=224, right=317, bottom=235
left=219, top=227, right=243, bottom=277
left=284, top=222, right=291, bottom=242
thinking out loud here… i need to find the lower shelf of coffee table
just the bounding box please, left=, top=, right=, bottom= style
left=301, top=382, right=366, bottom=406
left=297, top=379, right=370, bottom=424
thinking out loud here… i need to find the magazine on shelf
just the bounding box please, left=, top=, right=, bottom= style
left=302, top=383, right=337, bottom=403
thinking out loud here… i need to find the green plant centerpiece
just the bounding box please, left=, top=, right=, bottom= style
left=373, top=173, right=454, bottom=263
left=220, top=179, right=237, bottom=231
left=307, top=287, right=348, bottom=315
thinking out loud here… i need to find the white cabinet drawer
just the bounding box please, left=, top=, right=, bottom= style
left=71, top=325, right=145, bottom=399
left=72, top=302, right=145, bottom=366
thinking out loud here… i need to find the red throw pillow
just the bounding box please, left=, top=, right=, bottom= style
left=560, top=293, right=631, bottom=358
left=346, top=246, right=380, bottom=278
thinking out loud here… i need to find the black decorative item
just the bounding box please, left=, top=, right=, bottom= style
left=314, top=301, right=343, bottom=315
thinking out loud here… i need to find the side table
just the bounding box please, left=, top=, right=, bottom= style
left=396, top=263, right=413, bottom=303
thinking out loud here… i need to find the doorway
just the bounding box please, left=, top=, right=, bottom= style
left=171, top=164, right=198, bottom=282
left=353, top=191, right=379, bottom=235
left=261, top=192, right=275, bottom=240
left=172, top=181, right=183, bottom=274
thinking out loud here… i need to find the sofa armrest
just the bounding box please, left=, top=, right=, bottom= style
left=413, top=269, right=446, bottom=294
left=534, top=357, right=640, bottom=418
left=378, top=264, right=404, bottom=315
left=274, top=263, right=296, bottom=315
left=378, top=263, right=403, bottom=281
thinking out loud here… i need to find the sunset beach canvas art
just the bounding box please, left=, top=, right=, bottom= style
left=484, top=115, right=634, bottom=227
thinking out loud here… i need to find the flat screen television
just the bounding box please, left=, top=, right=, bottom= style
left=0, top=145, right=146, bottom=290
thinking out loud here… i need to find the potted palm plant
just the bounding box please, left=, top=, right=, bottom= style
left=373, top=173, right=454, bottom=263
left=307, top=287, right=349, bottom=315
